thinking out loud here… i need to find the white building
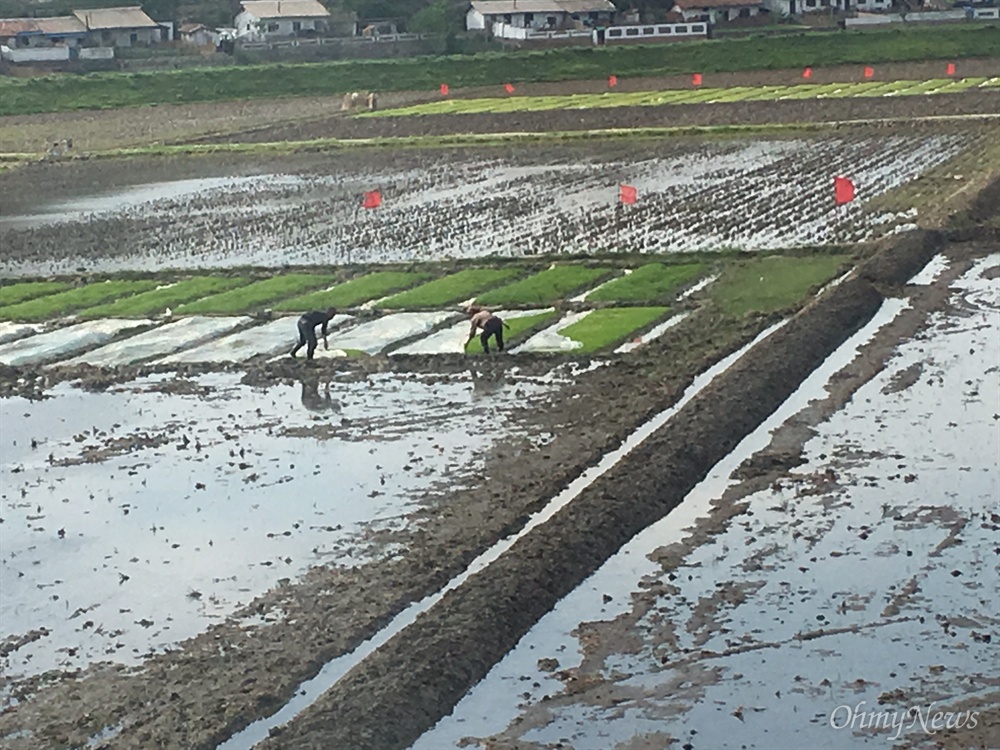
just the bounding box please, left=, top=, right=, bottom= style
left=235, top=0, right=331, bottom=40
left=466, top=0, right=617, bottom=32
left=674, top=0, right=767, bottom=22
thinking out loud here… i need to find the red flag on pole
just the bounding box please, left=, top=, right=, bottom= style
left=440, top=83, right=449, bottom=96
left=692, top=73, right=703, bottom=86
left=619, top=184, right=638, bottom=205
left=362, top=190, right=382, bottom=209
left=802, top=67, right=813, bottom=79
left=833, top=176, right=855, bottom=205
left=608, top=74, right=618, bottom=87
left=946, top=62, right=956, bottom=76
left=504, top=82, right=515, bottom=94
left=863, top=66, right=875, bottom=79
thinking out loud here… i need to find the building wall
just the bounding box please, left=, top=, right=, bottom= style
left=91, top=27, right=160, bottom=46
left=235, top=12, right=327, bottom=38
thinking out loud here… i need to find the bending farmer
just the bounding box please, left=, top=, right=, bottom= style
left=465, top=305, right=509, bottom=354
left=291, top=307, right=336, bottom=360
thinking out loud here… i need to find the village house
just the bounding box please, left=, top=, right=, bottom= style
left=764, top=0, right=884, bottom=14
left=0, top=16, right=88, bottom=48
left=72, top=6, right=162, bottom=46
left=177, top=22, right=218, bottom=47
left=673, top=0, right=768, bottom=22
left=466, top=0, right=618, bottom=33
left=235, top=0, right=353, bottom=40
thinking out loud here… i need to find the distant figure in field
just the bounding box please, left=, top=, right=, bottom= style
left=464, top=305, right=509, bottom=354
left=367, top=91, right=378, bottom=111
left=291, top=308, right=336, bottom=360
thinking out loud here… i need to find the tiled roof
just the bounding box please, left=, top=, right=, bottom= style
left=674, top=0, right=764, bottom=7
left=36, top=16, right=88, bottom=35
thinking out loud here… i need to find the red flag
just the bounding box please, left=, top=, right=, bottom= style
left=619, top=184, right=638, bottom=205
left=692, top=73, right=703, bottom=86
left=863, top=66, right=874, bottom=79
left=608, top=74, right=618, bottom=87
left=440, top=83, right=449, bottom=96
left=833, top=176, right=855, bottom=205
left=362, top=190, right=382, bottom=209
left=504, top=82, right=515, bottom=94
left=802, top=67, right=813, bottom=79
left=946, top=62, right=956, bottom=76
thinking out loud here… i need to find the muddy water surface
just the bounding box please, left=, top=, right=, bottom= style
left=0, top=369, right=559, bottom=697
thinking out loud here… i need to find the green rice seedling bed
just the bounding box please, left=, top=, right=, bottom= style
left=559, top=306, right=670, bottom=353
left=586, top=262, right=705, bottom=303
left=476, top=265, right=610, bottom=306
left=273, top=271, right=432, bottom=311
left=79, top=277, right=247, bottom=318
left=0, top=280, right=72, bottom=307
left=176, top=273, right=336, bottom=315
left=0, top=280, right=159, bottom=322
left=376, top=268, right=525, bottom=309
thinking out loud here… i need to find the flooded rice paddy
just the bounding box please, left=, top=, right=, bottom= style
left=0, top=368, right=562, bottom=695
left=0, top=132, right=984, bottom=277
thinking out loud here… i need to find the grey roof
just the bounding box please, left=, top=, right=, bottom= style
left=73, top=7, right=159, bottom=29
left=470, top=0, right=617, bottom=15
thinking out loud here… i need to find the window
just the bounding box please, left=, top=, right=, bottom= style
left=806, top=0, right=816, bottom=7
left=293, top=21, right=301, bottom=31
left=546, top=15, right=557, bottom=26
left=740, top=7, right=751, bottom=16
left=130, top=32, right=138, bottom=43
left=503, top=13, right=511, bottom=22
left=608, top=28, right=622, bottom=36
left=625, top=27, right=639, bottom=35
left=524, top=12, right=534, bottom=22
left=267, top=22, right=279, bottom=31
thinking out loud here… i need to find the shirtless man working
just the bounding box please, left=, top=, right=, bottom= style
left=464, top=305, right=508, bottom=354
left=291, top=307, right=336, bottom=360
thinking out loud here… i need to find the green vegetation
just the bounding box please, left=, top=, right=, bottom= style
left=0, top=280, right=72, bottom=307
left=0, top=280, right=158, bottom=321
left=1, top=26, right=996, bottom=116
left=586, top=263, right=705, bottom=303
left=376, top=268, right=525, bottom=308
left=369, top=76, right=990, bottom=117
left=559, top=307, right=670, bottom=353
left=710, top=254, right=850, bottom=316
left=176, top=274, right=335, bottom=314
left=464, top=309, right=557, bottom=353
left=477, top=266, right=609, bottom=306
left=79, top=277, right=247, bottom=318
left=273, top=271, right=431, bottom=310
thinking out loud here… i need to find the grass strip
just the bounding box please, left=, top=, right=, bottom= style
left=273, top=271, right=432, bottom=310
left=476, top=266, right=610, bottom=306
left=79, top=276, right=247, bottom=318
left=176, top=273, right=335, bottom=314
left=710, top=254, right=850, bottom=316
left=559, top=306, right=670, bottom=353
left=586, top=262, right=705, bottom=302
left=0, top=280, right=72, bottom=307
left=376, top=268, right=525, bottom=309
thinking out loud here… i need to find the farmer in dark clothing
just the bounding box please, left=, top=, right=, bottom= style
left=464, top=305, right=508, bottom=354
left=291, top=307, right=336, bottom=360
